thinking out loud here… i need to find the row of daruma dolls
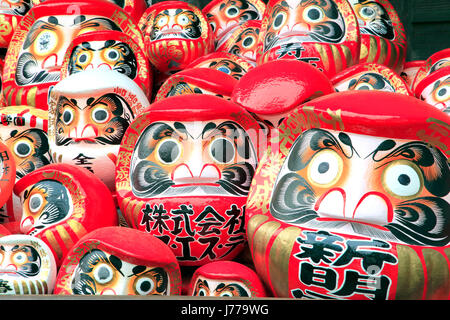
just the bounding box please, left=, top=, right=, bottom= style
left=0, top=0, right=448, bottom=299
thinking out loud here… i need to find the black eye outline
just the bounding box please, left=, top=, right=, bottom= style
left=91, top=106, right=110, bottom=124
left=209, top=137, right=236, bottom=164
left=242, top=35, right=256, bottom=48
left=61, top=108, right=75, bottom=125
left=156, top=138, right=182, bottom=165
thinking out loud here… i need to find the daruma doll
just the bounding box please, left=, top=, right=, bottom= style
left=246, top=90, right=450, bottom=299
left=116, top=94, right=260, bottom=266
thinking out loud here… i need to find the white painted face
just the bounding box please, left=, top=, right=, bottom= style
left=69, top=248, right=171, bottom=295
left=48, top=70, right=149, bottom=190
left=0, top=234, right=56, bottom=295
left=270, top=128, right=450, bottom=246
left=130, top=120, right=258, bottom=198
left=15, top=14, right=120, bottom=87
left=192, top=275, right=251, bottom=297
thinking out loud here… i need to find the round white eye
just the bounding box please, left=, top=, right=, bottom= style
left=14, top=140, right=32, bottom=158
left=242, top=35, right=256, bottom=48
left=104, top=48, right=120, bottom=62
left=303, top=5, right=325, bottom=23
left=28, top=193, right=44, bottom=213
left=12, top=252, right=28, bottom=265
left=225, top=5, right=240, bottom=18
left=62, top=108, right=74, bottom=125
left=157, top=16, right=168, bottom=27
left=354, top=82, right=374, bottom=90
left=434, top=84, right=450, bottom=102
left=33, top=30, right=58, bottom=56
left=93, top=263, right=114, bottom=284
left=359, top=6, right=376, bottom=19
left=135, top=277, right=155, bottom=295
left=383, top=161, right=423, bottom=198
left=307, top=150, right=343, bottom=186
left=77, top=52, right=91, bottom=66
left=209, top=137, right=236, bottom=164
left=273, top=11, right=287, bottom=30
left=91, top=106, right=110, bottom=124
left=156, top=138, right=182, bottom=165
left=178, top=14, right=189, bottom=25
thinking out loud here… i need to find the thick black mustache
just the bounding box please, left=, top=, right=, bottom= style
left=15, top=53, right=60, bottom=86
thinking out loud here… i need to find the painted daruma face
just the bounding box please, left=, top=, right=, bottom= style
left=246, top=91, right=450, bottom=299
left=54, top=227, right=182, bottom=295
left=202, top=0, right=265, bottom=45
left=116, top=95, right=259, bottom=265
left=144, top=1, right=213, bottom=74
left=48, top=70, right=150, bottom=191
left=0, top=234, right=57, bottom=295
left=257, top=0, right=360, bottom=77
left=192, top=276, right=251, bottom=297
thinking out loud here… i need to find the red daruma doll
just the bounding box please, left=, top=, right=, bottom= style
left=14, top=163, right=118, bottom=266
left=54, top=226, right=182, bottom=295
left=115, top=94, right=260, bottom=266
left=188, top=260, right=266, bottom=297
left=256, top=0, right=360, bottom=78
left=246, top=91, right=450, bottom=299
left=143, top=1, right=214, bottom=75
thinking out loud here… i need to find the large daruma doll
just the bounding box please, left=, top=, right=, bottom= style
left=246, top=91, right=450, bottom=299
left=2, top=0, right=144, bottom=109
left=256, top=0, right=360, bottom=78
left=143, top=1, right=214, bottom=75
left=116, top=94, right=260, bottom=266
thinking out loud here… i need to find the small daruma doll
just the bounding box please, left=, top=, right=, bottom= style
left=246, top=91, right=450, bottom=299
left=48, top=69, right=150, bottom=191
left=347, top=0, right=406, bottom=73
left=256, top=0, right=360, bottom=78
left=202, top=0, right=266, bottom=47
left=0, top=234, right=57, bottom=295
left=14, top=163, right=118, bottom=266
left=143, top=1, right=214, bottom=75
left=54, top=226, right=182, bottom=295
left=0, top=106, right=51, bottom=224
left=2, top=0, right=144, bottom=109
left=116, top=94, right=260, bottom=266
left=188, top=260, right=266, bottom=297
